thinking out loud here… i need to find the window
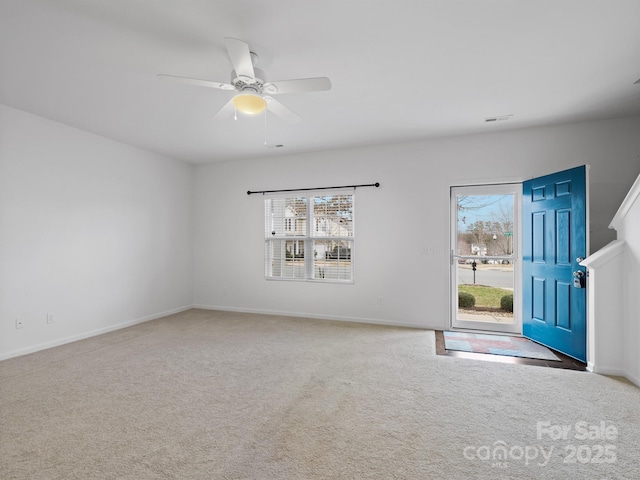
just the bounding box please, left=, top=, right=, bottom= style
left=264, top=193, right=354, bottom=282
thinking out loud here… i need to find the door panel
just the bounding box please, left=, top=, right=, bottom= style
left=523, top=166, right=587, bottom=361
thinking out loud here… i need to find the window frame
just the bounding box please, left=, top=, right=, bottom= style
left=264, top=191, right=355, bottom=284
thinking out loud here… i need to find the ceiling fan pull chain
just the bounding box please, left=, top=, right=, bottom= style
left=263, top=108, right=268, bottom=146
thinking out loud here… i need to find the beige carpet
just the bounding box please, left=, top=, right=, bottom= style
left=1, top=309, right=639, bottom=479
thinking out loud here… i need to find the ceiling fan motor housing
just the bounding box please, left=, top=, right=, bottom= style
left=231, top=67, right=266, bottom=92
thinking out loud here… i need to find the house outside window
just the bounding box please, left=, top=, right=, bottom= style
left=264, top=193, right=354, bottom=282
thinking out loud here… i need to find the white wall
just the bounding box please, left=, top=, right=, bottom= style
left=0, top=105, right=194, bottom=359
left=3, top=108, right=639, bottom=359
left=613, top=176, right=640, bottom=385
left=581, top=240, right=625, bottom=376
left=582, top=174, right=640, bottom=385
left=194, top=116, right=640, bottom=329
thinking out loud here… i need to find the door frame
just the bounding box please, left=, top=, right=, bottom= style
left=450, top=183, right=522, bottom=334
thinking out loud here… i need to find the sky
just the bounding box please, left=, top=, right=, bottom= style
left=457, top=194, right=513, bottom=234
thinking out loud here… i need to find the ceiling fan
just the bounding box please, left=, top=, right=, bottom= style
left=158, top=37, right=331, bottom=123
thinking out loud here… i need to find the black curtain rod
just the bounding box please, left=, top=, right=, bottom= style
left=247, top=182, right=380, bottom=195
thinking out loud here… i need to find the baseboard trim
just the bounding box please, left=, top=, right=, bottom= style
left=192, top=304, right=429, bottom=330
left=587, top=363, right=625, bottom=377
left=590, top=364, right=640, bottom=388
left=622, top=369, right=640, bottom=388
left=0, top=305, right=193, bottom=361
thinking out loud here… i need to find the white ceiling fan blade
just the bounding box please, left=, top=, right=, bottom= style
left=157, top=74, right=235, bottom=90
left=211, top=98, right=236, bottom=119
left=264, top=96, right=301, bottom=123
left=263, top=77, right=332, bottom=95
left=224, top=37, right=255, bottom=82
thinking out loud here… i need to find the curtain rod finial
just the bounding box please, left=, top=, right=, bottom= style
left=375, top=182, right=380, bottom=187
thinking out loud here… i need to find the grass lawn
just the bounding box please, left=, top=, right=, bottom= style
left=458, top=284, right=512, bottom=309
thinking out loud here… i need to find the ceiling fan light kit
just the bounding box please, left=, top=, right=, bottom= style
left=233, top=92, right=267, bottom=115
left=158, top=37, right=331, bottom=123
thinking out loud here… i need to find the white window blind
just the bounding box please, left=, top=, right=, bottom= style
left=264, top=193, right=354, bottom=282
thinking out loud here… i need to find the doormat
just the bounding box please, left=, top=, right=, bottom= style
left=443, top=331, right=561, bottom=361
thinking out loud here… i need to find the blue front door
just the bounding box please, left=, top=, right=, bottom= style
left=522, top=166, right=587, bottom=362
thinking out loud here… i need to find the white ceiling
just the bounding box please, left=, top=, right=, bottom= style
left=2, top=0, right=640, bottom=164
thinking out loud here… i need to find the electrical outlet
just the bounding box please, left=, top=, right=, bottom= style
left=15, top=318, right=24, bottom=329
left=46, top=313, right=54, bottom=324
